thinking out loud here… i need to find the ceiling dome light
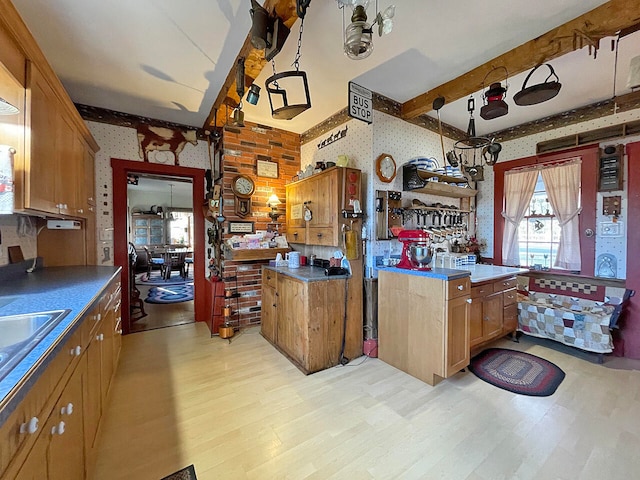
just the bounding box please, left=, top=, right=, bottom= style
left=0, top=98, right=19, bottom=115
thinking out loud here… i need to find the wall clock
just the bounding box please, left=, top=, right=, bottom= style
left=376, top=153, right=396, bottom=183
left=231, top=175, right=255, bottom=218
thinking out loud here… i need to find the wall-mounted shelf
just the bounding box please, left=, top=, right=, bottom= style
left=402, top=165, right=477, bottom=198
left=224, top=247, right=290, bottom=262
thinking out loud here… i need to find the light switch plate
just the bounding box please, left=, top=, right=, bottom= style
left=600, top=221, right=624, bottom=237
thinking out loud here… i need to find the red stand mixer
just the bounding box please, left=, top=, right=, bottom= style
left=396, top=230, right=433, bottom=271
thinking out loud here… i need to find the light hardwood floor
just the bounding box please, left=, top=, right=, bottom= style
left=94, top=323, right=640, bottom=480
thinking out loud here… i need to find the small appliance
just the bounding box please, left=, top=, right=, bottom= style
left=396, top=229, right=433, bottom=271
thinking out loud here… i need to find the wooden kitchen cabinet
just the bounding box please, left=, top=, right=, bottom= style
left=378, top=270, right=470, bottom=386
left=469, top=276, right=518, bottom=348
left=1, top=275, right=121, bottom=480
left=260, top=267, right=360, bottom=374
left=285, top=167, right=361, bottom=247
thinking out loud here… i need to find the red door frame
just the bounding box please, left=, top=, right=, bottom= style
left=492, top=145, right=598, bottom=275
left=111, top=158, right=206, bottom=334
left=625, top=141, right=640, bottom=358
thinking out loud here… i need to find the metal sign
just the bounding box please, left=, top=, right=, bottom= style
left=348, top=81, right=373, bottom=124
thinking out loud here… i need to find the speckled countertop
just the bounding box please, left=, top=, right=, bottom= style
left=263, top=265, right=350, bottom=282
left=377, top=265, right=527, bottom=283
left=0, top=266, right=121, bottom=423
left=377, top=266, right=471, bottom=281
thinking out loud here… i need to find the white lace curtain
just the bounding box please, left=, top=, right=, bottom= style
left=541, top=159, right=582, bottom=270
left=501, top=169, right=537, bottom=266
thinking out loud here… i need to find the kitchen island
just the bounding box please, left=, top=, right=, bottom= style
left=377, top=264, right=526, bottom=386
left=0, top=265, right=121, bottom=479
left=261, top=265, right=362, bottom=374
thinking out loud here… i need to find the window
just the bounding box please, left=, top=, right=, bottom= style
left=167, top=210, right=194, bottom=246
left=516, top=173, right=561, bottom=269
left=493, top=146, right=598, bottom=276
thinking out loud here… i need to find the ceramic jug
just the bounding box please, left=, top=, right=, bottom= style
left=286, top=251, right=300, bottom=269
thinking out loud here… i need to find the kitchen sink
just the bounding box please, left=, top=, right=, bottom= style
left=0, top=310, right=71, bottom=381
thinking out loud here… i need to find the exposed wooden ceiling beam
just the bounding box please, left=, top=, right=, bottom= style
left=401, top=0, right=640, bottom=120
left=202, top=0, right=298, bottom=131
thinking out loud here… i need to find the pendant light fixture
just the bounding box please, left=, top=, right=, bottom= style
left=168, top=183, right=175, bottom=221
left=265, top=0, right=312, bottom=120
left=338, top=0, right=395, bottom=60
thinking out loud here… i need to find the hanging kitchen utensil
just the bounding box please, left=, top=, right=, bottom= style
left=513, top=63, right=562, bottom=106
left=433, top=96, right=446, bottom=165
left=464, top=164, right=484, bottom=182
left=482, top=141, right=502, bottom=166
left=446, top=150, right=459, bottom=168
left=480, top=67, right=509, bottom=120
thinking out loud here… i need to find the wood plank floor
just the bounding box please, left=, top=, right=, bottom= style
left=129, top=283, right=194, bottom=333
left=94, top=323, right=640, bottom=480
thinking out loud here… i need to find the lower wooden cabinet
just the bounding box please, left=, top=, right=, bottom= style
left=260, top=268, right=361, bottom=374
left=469, top=276, right=517, bottom=348
left=378, top=270, right=471, bottom=386
left=1, top=276, right=121, bottom=479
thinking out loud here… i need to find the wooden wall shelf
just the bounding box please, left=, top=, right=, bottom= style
left=225, top=247, right=290, bottom=262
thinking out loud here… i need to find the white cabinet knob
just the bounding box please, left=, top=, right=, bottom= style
left=96, top=333, right=104, bottom=341
left=51, top=421, right=65, bottom=435
left=61, top=403, right=74, bottom=415
left=457, top=285, right=464, bottom=290
left=466, top=298, right=473, bottom=304
left=97, top=313, right=102, bottom=321
left=70, top=345, right=82, bottom=356
left=117, top=329, right=123, bottom=335
left=20, top=416, right=39, bottom=435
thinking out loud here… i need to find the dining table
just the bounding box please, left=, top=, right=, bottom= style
left=150, top=247, right=192, bottom=280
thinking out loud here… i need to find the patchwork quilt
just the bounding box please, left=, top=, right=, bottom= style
left=517, top=276, right=632, bottom=354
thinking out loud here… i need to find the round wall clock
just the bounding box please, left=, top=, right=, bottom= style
left=376, top=153, right=396, bottom=183
left=231, top=174, right=255, bottom=198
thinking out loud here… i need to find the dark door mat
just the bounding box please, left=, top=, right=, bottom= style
left=161, top=464, right=197, bottom=480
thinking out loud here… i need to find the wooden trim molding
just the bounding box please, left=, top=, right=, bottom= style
left=492, top=145, right=598, bottom=275
left=111, top=158, right=206, bottom=334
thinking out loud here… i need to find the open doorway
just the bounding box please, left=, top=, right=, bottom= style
left=112, top=159, right=206, bottom=335
left=127, top=174, right=194, bottom=333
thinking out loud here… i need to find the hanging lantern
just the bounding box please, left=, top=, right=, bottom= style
left=265, top=0, right=312, bottom=120
left=480, top=67, right=509, bottom=120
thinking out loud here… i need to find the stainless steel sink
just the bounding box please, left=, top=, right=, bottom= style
left=0, top=310, right=71, bottom=381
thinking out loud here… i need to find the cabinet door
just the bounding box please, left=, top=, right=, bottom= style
left=84, top=321, right=102, bottom=475
left=469, top=297, right=483, bottom=347
left=14, top=422, right=49, bottom=480
left=48, top=358, right=85, bottom=480
left=286, top=183, right=306, bottom=230
left=446, top=296, right=470, bottom=377
left=25, top=63, right=59, bottom=214
left=276, top=276, right=308, bottom=365
left=261, top=284, right=277, bottom=343
left=54, top=112, right=80, bottom=216
left=307, top=172, right=336, bottom=227
left=483, top=292, right=504, bottom=340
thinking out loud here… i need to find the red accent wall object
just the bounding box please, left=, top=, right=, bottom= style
left=624, top=141, right=640, bottom=359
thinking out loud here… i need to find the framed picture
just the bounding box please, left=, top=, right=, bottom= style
left=228, top=221, right=255, bottom=234
left=257, top=160, right=278, bottom=178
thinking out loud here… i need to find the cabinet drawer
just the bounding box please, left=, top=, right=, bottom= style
left=307, top=227, right=335, bottom=246
left=263, top=270, right=277, bottom=289
left=447, top=277, right=471, bottom=299
left=286, top=229, right=305, bottom=244
left=471, top=282, right=494, bottom=298
left=503, top=288, right=517, bottom=306
left=493, top=276, right=516, bottom=293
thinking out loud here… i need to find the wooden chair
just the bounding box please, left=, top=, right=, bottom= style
left=163, top=250, right=187, bottom=279
left=129, top=243, right=147, bottom=320
left=144, top=246, right=166, bottom=279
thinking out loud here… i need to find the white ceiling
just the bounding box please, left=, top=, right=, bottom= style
left=13, top=0, right=640, bottom=136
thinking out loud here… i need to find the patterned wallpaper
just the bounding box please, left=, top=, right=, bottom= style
left=88, top=121, right=210, bottom=265
left=0, top=215, right=38, bottom=266
left=476, top=108, right=640, bottom=279
left=301, top=110, right=462, bottom=277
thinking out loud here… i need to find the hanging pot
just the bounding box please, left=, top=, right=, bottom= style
left=513, top=64, right=562, bottom=106
left=482, top=142, right=502, bottom=166
left=480, top=82, right=508, bottom=120
left=464, top=164, right=484, bottom=182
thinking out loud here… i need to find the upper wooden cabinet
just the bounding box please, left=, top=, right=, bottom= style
left=0, top=0, right=99, bottom=219
left=285, top=167, right=362, bottom=246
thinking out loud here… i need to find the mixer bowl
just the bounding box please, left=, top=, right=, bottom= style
left=409, top=244, right=433, bottom=268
